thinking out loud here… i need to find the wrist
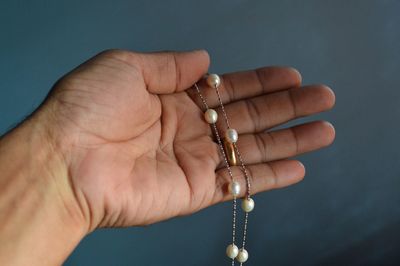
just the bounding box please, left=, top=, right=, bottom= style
left=0, top=103, right=87, bottom=265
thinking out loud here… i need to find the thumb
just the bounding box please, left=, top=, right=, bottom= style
left=135, top=49, right=210, bottom=94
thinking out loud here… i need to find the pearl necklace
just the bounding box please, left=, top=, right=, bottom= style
left=194, top=74, right=255, bottom=265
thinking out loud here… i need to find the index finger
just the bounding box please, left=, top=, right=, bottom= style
left=187, top=66, right=302, bottom=108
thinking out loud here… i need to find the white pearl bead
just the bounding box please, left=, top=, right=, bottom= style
left=236, top=248, right=249, bottom=263
left=241, top=198, right=255, bottom=212
left=225, top=128, right=238, bottom=143
left=228, top=181, right=241, bottom=196
left=206, top=73, right=221, bottom=88
left=226, top=244, right=239, bottom=259
left=204, top=109, right=218, bottom=124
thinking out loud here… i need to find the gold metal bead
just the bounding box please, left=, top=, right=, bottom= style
left=223, top=139, right=238, bottom=166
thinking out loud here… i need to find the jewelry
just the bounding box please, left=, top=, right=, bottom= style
left=223, top=140, right=238, bottom=166
left=194, top=74, right=255, bottom=265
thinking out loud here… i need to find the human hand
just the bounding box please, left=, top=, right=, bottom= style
left=38, top=49, right=335, bottom=231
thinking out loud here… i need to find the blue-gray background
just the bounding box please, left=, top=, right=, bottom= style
left=1, top=0, right=399, bottom=265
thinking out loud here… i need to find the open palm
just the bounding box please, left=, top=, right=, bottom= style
left=48, top=49, right=335, bottom=231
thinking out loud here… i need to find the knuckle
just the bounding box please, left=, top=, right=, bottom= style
left=221, top=75, right=235, bottom=102
left=287, top=88, right=298, bottom=117
left=289, top=127, right=300, bottom=154
left=244, top=99, right=261, bottom=132
left=97, top=49, right=138, bottom=63
left=254, top=134, right=267, bottom=162
left=98, top=48, right=124, bottom=57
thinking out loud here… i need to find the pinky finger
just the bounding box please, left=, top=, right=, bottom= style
left=212, top=160, right=305, bottom=204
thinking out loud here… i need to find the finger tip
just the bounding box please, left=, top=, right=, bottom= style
left=307, top=120, right=336, bottom=147
left=288, top=67, right=302, bottom=86
left=320, top=85, right=336, bottom=109
left=320, top=121, right=336, bottom=146
left=280, top=160, right=306, bottom=183
left=182, top=49, right=211, bottom=88
left=295, top=160, right=306, bottom=181
left=193, top=49, right=210, bottom=68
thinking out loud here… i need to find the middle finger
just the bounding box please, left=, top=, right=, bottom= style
left=215, top=84, right=335, bottom=134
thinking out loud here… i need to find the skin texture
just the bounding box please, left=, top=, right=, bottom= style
left=0, top=49, right=335, bottom=265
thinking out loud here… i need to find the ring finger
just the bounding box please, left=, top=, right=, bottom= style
left=216, top=120, right=335, bottom=169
